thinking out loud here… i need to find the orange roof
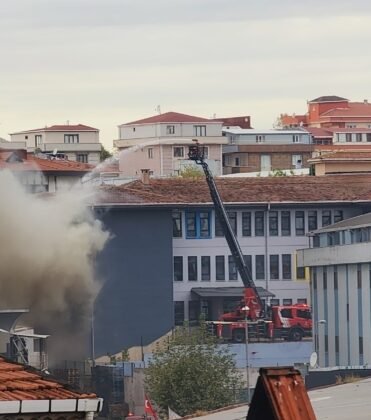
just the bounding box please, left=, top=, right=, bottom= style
left=11, top=124, right=98, bottom=134
left=0, top=357, right=96, bottom=401
left=305, top=127, right=333, bottom=138
left=320, top=102, right=371, bottom=118
left=122, top=111, right=214, bottom=125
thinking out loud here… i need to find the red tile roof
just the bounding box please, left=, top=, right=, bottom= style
left=122, top=112, right=214, bottom=125
left=0, top=357, right=96, bottom=401
left=11, top=124, right=98, bottom=134
left=0, top=149, right=93, bottom=173
left=305, top=127, right=333, bottom=138
left=96, top=175, right=371, bottom=206
left=213, top=116, right=252, bottom=129
left=320, top=102, right=371, bottom=118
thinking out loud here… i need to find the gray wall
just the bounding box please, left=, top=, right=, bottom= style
left=95, top=208, right=173, bottom=356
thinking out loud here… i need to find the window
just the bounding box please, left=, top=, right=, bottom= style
left=148, top=148, right=153, bottom=159
left=345, top=133, right=352, bottom=142
left=356, top=133, right=362, bottom=142
left=282, top=254, right=292, bottom=280
left=64, top=134, right=79, bottom=143
left=174, top=301, right=184, bottom=326
left=334, top=210, right=343, bottom=223
left=270, top=298, right=280, bottom=306
left=322, top=210, right=332, bottom=227
left=296, top=266, right=305, bottom=280
left=270, top=255, right=279, bottom=280
left=256, top=135, right=265, bottom=143
left=297, top=298, right=307, bottom=304
left=186, top=211, right=211, bottom=238
left=34, top=135, right=42, bottom=146
left=215, top=211, right=237, bottom=237
left=173, top=146, right=184, bottom=158
left=172, top=211, right=182, bottom=238
left=280, top=308, right=293, bottom=317
left=234, top=157, right=240, bottom=166
left=242, top=212, right=251, bottom=236
left=297, top=309, right=311, bottom=319
left=201, top=256, right=211, bottom=281
left=188, top=256, right=198, bottom=281
left=194, top=125, right=206, bottom=136
left=76, top=153, right=88, bottom=163
left=357, top=264, right=362, bottom=288
left=334, top=267, right=338, bottom=289
left=166, top=125, right=175, bottom=135
left=243, top=255, right=252, bottom=280
left=173, top=257, right=183, bottom=281
left=295, top=211, right=305, bottom=236
left=308, top=210, right=318, bottom=231
left=292, top=154, right=302, bottom=168
left=282, top=299, right=293, bottom=306
left=281, top=211, right=291, bottom=236
left=255, top=255, right=265, bottom=280
left=255, top=211, right=265, bottom=236
left=367, top=133, right=371, bottom=142
left=216, top=256, right=225, bottom=281
left=323, top=269, right=327, bottom=289
left=223, top=298, right=241, bottom=313
left=292, top=135, right=299, bottom=143
left=188, top=301, right=200, bottom=323
left=269, top=211, right=278, bottom=236
left=228, top=256, right=238, bottom=281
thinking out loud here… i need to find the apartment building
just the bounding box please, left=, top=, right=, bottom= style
left=10, top=124, right=102, bottom=165
left=222, top=128, right=312, bottom=174
left=115, top=112, right=227, bottom=177
left=298, top=212, right=371, bottom=367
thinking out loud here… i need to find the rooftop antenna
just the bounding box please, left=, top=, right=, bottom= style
left=155, top=105, right=161, bottom=115
left=66, top=120, right=70, bottom=125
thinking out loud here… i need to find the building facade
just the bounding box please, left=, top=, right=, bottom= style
left=222, top=128, right=312, bottom=174
left=10, top=124, right=102, bottom=165
left=115, top=112, right=227, bottom=177
left=298, top=213, right=371, bottom=367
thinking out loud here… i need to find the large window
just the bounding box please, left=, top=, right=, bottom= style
left=308, top=210, right=317, bottom=231
left=295, top=211, right=305, bottom=236
left=186, top=211, right=211, bottom=238
left=282, top=254, right=292, bottom=280
left=346, top=133, right=352, bottom=142
left=269, top=211, right=278, bottom=236
left=188, top=301, right=200, bottom=323
left=242, top=212, right=251, bottom=236
left=64, top=134, right=79, bottom=143
left=270, top=255, right=279, bottom=280
left=281, top=211, right=291, bottom=236
left=201, top=256, right=210, bottom=281
left=322, top=210, right=332, bottom=227
left=194, top=125, right=207, bottom=136
left=255, top=255, right=265, bottom=280
left=174, top=301, right=184, bottom=326
left=172, top=211, right=182, bottom=237
left=243, top=255, right=253, bottom=280
left=173, top=146, right=184, bottom=158
left=35, top=135, right=42, bottom=146
left=188, top=256, right=198, bottom=281
left=216, top=256, right=225, bottom=281
left=215, top=211, right=237, bottom=237
left=76, top=153, right=88, bottom=163
left=334, top=210, right=343, bottom=223
left=228, top=256, right=238, bottom=281
left=173, top=256, right=183, bottom=281
left=166, top=125, right=175, bottom=135
left=255, top=211, right=265, bottom=236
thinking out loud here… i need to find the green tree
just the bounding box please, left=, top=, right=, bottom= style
left=145, top=324, right=243, bottom=418
left=179, top=164, right=203, bottom=179
left=100, top=145, right=113, bottom=162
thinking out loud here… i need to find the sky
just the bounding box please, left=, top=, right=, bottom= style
left=1, top=0, right=371, bottom=149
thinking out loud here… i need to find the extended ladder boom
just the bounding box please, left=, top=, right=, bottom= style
left=188, top=143, right=263, bottom=319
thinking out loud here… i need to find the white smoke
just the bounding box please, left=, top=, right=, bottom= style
left=0, top=170, right=109, bottom=360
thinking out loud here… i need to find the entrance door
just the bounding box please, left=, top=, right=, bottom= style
left=260, top=154, right=271, bottom=171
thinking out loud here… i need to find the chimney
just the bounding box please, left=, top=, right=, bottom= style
left=140, top=169, right=151, bottom=185
left=364, top=99, right=368, bottom=104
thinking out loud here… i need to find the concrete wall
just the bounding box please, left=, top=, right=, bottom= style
left=94, top=208, right=174, bottom=356
left=225, top=131, right=311, bottom=145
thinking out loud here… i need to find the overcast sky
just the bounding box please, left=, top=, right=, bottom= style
left=1, top=0, right=371, bottom=148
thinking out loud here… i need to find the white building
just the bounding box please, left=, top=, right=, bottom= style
left=298, top=212, right=371, bottom=368
left=114, top=112, right=227, bottom=177
left=10, top=124, right=102, bottom=165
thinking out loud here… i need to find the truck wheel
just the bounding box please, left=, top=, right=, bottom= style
left=289, top=328, right=303, bottom=341
left=232, top=329, right=246, bottom=343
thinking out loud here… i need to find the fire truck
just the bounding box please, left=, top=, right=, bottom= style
left=188, top=142, right=312, bottom=343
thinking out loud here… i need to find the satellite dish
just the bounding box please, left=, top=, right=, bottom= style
left=309, top=352, right=318, bottom=368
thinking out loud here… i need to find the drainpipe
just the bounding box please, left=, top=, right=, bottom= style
left=265, top=203, right=270, bottom=293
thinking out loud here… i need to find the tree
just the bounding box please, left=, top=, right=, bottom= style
left=145, top=324, right=243, bottom=418
left=178, top=164, right=203, bottom=179
left=100, top=145, right=113, bottom=162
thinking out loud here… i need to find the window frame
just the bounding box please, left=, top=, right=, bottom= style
left=308, top=210, right=318, bottom=231
left=173, top=256, right=183, bottom=281
left=242, top=212, right=252, bottom=236
left=194, top=125, right=207, bottom=136
left=269, top=211, right=278, bottom=236
left=76, top=153, right=88, bottom=163
left=173, top=146, right=185, bottom=158
left=295, top=211, right=305, bottom=236
left=215, top=211, right=237, bottom=237
left=188, top=256, right=198, bottom=281
left=269, top=254, right=279, bottom=280
left=228, top=255, right=238, bottom=281
left=148, top=147, right=153, bottom=159
left=185, top=210, right=211, bottom=239
left=282, top=254, right=292, bottom=280
left=166, top=125, right=175, bottom=135
left=255, top=211, right=265, bottom=236
left=201, top=256, right=211, bottom=281
left=215, top=255, right=225, bottom=281
left=174, top=301, right=185, bottom=326
left=64, top=134, right=79, bottom=144
left=172, top=211, right=182, bottom=238
left=281, top=211, right=291, bottom=236
left=255, top=255, right=265, bottom=280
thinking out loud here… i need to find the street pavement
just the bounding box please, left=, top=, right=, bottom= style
left=191, top=377, right=371, bottom=419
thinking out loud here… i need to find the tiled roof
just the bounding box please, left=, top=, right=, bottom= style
left=122, top=112, right=214, bottom=125
left=0, top=149, right=93, bottom=173
left=305, top=127, right=333, bottom=138
left=309, top=96, right=348, bottom=103
left=0, top=357, right=96, bottom=401
left=212, top=116, right=251, bottom=129
left=96, top=175, right=371, bottom=206
left=320, top=103, right=371, bottom=118
left=11, top=124, right=98, bottom=134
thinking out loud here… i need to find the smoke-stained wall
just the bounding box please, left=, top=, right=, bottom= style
left=95, top=207, right=173, bottom=356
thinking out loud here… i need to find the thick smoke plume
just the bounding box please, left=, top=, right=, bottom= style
left=0, top=170, right=109, bottom=361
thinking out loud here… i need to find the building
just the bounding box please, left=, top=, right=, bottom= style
left=10, top=124, right=102, bottom=165
left=0, top=356, right=102, bottom=419
left=212, top=115, right=252, bottom=129
left=114, top=112, right=227, bottom=177
left=94, top=175, right=371, bottom=340
left=222, top=128, right=312, bottom=174
left=0, top=148, right=92, bottom=192
left=309, top=150, right=371, bottom=176
left=297, top=212, right=371, bottom=367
